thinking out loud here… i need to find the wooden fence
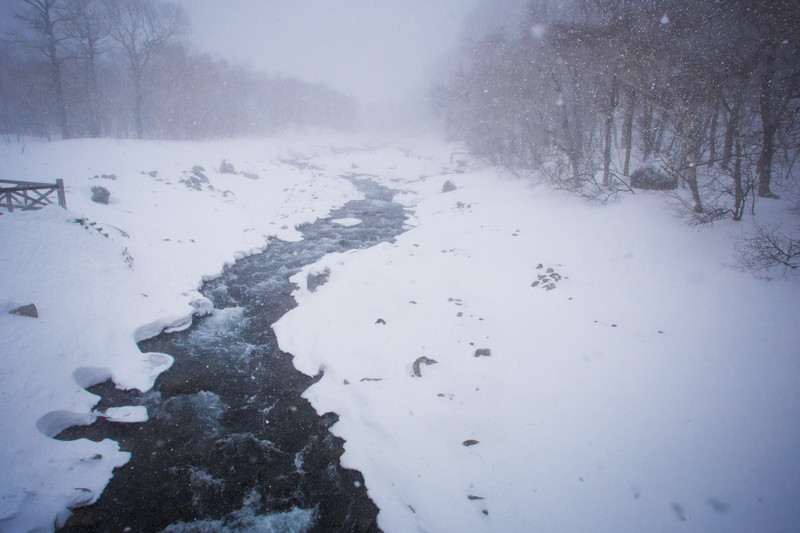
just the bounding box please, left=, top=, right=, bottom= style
left=0, top=179, right=67, bottom=213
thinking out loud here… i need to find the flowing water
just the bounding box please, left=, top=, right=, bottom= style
left=58, top=176, right=408, bottom=532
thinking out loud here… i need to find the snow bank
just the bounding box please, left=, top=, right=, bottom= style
left=274, top=154, right=800, bottom=532
left=0, top=134, right=363, bottom=531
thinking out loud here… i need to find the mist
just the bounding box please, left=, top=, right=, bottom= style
left=0, top=0, right=531, bottom=137
left=174, top=0, right=484, bottom=106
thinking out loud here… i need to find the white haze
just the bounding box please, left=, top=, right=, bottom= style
left=174, top=0, right=486, bottom=107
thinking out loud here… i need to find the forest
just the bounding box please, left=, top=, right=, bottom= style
left=0, top=0, right=357, bottom=141
left=433, top=1, right=800, bottom=229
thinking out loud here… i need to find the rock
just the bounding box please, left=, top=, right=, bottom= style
left=375, top=318, right=386, bottom=325
left=179, top=166, right=211, bottom=190
left=630, top=166, right=677, bottom=190
left=442, top=180, right=457, bottom=193
left=191, top=166, right=208, bottom=180
left=307, top=267, right=331, bottom=292
left=462, top=439, right=479, bottom=447
left=90, top=186, right=110, bottom=204
left=240, top=171, right=259, bottom=180
left=64, top=507, right=100, bottom=528
left=474, top=348, right=491, bottom=357
left=181, top=176, right=205, bottom=191
left=219, top=159, right=236, bottom=174
left=10, top=303, right=38, bottom=318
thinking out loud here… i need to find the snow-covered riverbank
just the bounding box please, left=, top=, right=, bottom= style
left=274, top=152, right=800, bottom=531
left=0, top=134, right=369, bottom=531
left=1, top=134, right=799, bottom=532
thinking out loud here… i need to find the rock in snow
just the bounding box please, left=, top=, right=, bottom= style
left=9, top=303, right=38, bottom=318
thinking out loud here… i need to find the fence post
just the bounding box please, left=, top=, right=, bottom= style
left=56, top=179, right=67, bottom=209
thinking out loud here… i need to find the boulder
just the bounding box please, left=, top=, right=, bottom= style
left=630, top=166, right=677, bottom=190
left=442, top=180, right=457, bottom=193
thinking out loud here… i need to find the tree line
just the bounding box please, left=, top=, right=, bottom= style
left=1, top=0, right=357, bottom=141
left=433, top=0, right=800, bottom=222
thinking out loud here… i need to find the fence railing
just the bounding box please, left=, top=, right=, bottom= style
left=0, top=179, right=67, bottom=213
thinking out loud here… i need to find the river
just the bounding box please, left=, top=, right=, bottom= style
left=58, top=176, right=408, bottom=532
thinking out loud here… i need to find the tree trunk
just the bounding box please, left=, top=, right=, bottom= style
left=654, top=116, right=666, bottom=155
left=87, top=51, right=102, bottom=137
left=708, top=98, right=719, bottom=164
left=641, top=105, right=654, bottom=161
left=732, top=134, right=744, bottom=221
left=757, top=43, right=779, bottom=199
left=686, top=141, right=703, bottom=213
left=722, top=108, right=735, bottom=170
left=43, top=4, right=70, bottom=139
left=602, top=73, right=618, bottom=186
left=569, top=152, right=581, bottom=188
left=133, top=69, right=144, bottom=139
left=622, top=89, right=635, bottom=176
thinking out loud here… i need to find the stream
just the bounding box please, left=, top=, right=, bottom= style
left=57, top=176, right=409, bottom=532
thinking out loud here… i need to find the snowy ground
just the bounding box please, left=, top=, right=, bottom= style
left=1, top=134, right=799, bottom=532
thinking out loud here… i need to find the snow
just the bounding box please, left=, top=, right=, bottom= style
left=97, top=406, right=148, bottom=423
left=331, top=217, right=363, bottom=227
left=2, top=134, right=799, bottom=532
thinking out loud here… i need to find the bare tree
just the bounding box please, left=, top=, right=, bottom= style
left=105, top=0, right=187, bottom=138
left=62, top=0, right=111, bottom=137
left=736, top=1, right=800, bottom=199
left=13, top=0, right=73, bottom=138
left=736, top=223, right=800, bottom=277
left=0, top=49, right=53, bottom=139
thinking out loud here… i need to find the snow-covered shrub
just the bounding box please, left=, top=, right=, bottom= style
left=91, top=186, right=110, bottom=204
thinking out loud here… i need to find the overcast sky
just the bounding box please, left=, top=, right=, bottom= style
left=173, top=0, right=487, bottom=105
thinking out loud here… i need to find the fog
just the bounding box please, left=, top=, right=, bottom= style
left=0, top=0, right=529, bottom=137
left=174, top=0, right=486, bottom=107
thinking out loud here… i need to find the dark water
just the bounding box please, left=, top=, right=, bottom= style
left=57, top=176, right=408, bottom=532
